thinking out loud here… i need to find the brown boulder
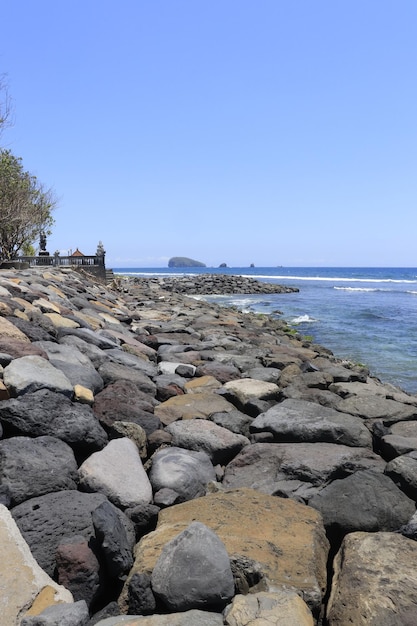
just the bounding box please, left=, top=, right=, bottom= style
left=120, top=488, right=329, bottom=616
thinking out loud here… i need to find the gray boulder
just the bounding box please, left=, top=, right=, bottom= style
left=57, top=327, right=119, bottom=350
left=0, top=435, right=78, bottom=506
left=3, top=354, right=73, bottom=397
left=223, top=442, right=385, bottom=501
left=385, top=453, right=417, bottom=500
left=104, top=348, right=157, bottom=377
left=335, top=393, right=417, bottom=425
left=251, top=398, right=372, bottom=448
left=59, top=334, right=109, bottom=368
left=20, top=600, right=89, bottom=625
left=92, top=500, right=135, bottom=578
left=151, top=521, right=235, bottom=611
left=97, top=361, right=156, bottom=395
left=91, top=611, right=224, bottom=625
left=166, top=419, right=250, bottom=465
left=0, top=389, right=108, bottom=454
left=149, top=446, right=216, bottom=502
left=78, top=438, right=153, bottom=509
left=34, top=341, right=104, bottom=393
left=309, top=469, right=415, bottom=537
left=11, top=490, right=108, bottom=577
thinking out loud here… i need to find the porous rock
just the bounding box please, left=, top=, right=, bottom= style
left=11, top=490, right=108, bottom=577
left=0, top=389, right=108, bottom=453
left=0, top=435, right=78, bottom=506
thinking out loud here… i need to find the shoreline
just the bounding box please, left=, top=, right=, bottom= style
left=1, top=267, right=417, bottom=625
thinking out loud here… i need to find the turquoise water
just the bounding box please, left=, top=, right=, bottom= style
left=114, top=267, right=417, bottom=395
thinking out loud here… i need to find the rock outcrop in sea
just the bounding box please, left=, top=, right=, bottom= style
left=1, top=267, right=417, bottom=625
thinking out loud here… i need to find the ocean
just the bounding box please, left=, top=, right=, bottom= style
left=114, top=267, right=417, bottom=395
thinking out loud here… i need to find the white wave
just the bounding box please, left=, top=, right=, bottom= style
left=334, top=287, right=380, bottom=292
left=238, top=274, right=417, bottom=284
left=407, top=290, right=417, bottom=295
left=291, top=314, right=317, bottom=324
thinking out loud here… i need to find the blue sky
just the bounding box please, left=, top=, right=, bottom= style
left=1, top=1, right=417, bottom=268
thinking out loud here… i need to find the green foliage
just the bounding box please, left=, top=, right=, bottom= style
left=0, top=149, right=57, bottom=260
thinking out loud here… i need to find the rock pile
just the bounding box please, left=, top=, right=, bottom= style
left=0, top=268, right=417, bottom=625
left=126, top=273, right=299, bottom=295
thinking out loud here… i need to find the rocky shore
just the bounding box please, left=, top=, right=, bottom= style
left=1, top=268, right=417, bottom=625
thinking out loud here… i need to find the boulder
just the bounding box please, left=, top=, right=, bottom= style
left=327, top=532, right=417, bottom=625
left=309, top=469, right=415, bottom=538
left=0, top=315, right=31, bottom=342
left=222, top=378, right=280, bottom=413
left=194, top=361, right=241, bottom=383
left=0, top=435, right=78, bottom=506
left=92, top=500, right=135, bottom=578
left=151, top=521, right=234, bottom=611
left=11, top=490, right=108, bottom=577
left=120, top=488, right=329, bottom=616
left=0, top=389, right=108, bottom=454
left=210, top=409, right=253, bottom=438
left=55, top=535, right=101, bottom=608
left=154, top=392, right=236, bottom=425
left=103, top=348, right=157, bottom=377
left=251, top=398, right=372, bottom=447
left=335, top=394, right=417, bottom=425
left=224, top=590, right=314, bottom=626
left=149, top=446, right=216, bottom=502
left=3, top=354, right=74, bottom=397
left=223, top=442, right=385, bottom=501
left=166, top=419, right=250, bottom=465
left=97, top=361, right=156, bottom=395
left=384, top=453, right=417, bottom=500
left=92, top=611, right=224, bottom=625
left=78, top=438, right=153, bottom=509
left=93, top=380, right=160, bottom=435
left=0, top=504, right=73, bottom=625
left=34, top=341, right=104, bottom=393
left=20, top=600, right=89, bottom=625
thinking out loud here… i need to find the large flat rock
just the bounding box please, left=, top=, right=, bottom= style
left=327, top=532, right=417, bottom=625
left=251, top=398, right=372, bottom=447
left=121, top=488, right=329, bottom=616
left=154, top=392, right=236, bottom=425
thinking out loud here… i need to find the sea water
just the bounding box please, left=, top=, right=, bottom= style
left=114, top=267, right=417, bottom=395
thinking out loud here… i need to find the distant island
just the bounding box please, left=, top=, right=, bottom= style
left=168, top=256, right=206, bottom=268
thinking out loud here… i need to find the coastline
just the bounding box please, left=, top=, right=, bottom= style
left=1, top=268, right=417, bottom=624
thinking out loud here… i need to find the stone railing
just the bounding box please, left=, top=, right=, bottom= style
left=17, top=254, right=105, bottom=267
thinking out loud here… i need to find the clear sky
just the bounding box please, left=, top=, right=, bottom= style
left=1, top=1, right=416, bottom=268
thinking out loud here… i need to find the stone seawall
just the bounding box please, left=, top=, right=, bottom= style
left=1, top=268, right=417, bottom=626
left=124, top=274, right=299, bottom=295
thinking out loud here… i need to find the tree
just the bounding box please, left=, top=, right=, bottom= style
left=0, top=74, right=12, bottom=137
left=0, top=149, right=57, bottom=260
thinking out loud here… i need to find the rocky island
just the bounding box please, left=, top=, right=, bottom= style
left=1, top=268, right=417, bottom=625
left=168, top=257, right=206, bottom=268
